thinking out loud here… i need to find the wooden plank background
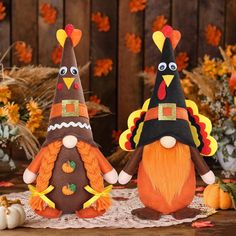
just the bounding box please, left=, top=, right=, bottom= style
left=0, top=0, right=236, bottom=154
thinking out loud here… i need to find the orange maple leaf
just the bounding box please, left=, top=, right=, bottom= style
left=152, top=15, right=167, bottom=32
left=0, top=1, right=6, bottom=21
left=0, top=181, right=14, bottom=187
left=129, top=0, right=147, bottom=13
left=195, top=186, right=205, bottom=192
left=88, top=95, right=102, bottom=117
left=14, top=41, right=32, bottom=64
left=192, top=221, right=214, bottom=228
left=91, top=12, right=110, bottom=32
left=89, top=95, right=101, bottom=104
left=144, top=66, right=156, bottom=76
left=93, top=58, right=113, bottom=77
left=205, top=24, right=222, bottom=47
left=125, top=33, right=142, bottom=54
left=176, top=52, right=189, bottom=72
left=40, top=3, right=57, bottom=24
left=51, top=45, right=62, bottom=65
left=112, top=130, right=122, bottom=144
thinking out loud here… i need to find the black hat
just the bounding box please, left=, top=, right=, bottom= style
left=138, top=27, right=195, bottom=147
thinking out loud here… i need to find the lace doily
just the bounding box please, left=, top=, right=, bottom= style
left=4, top=189, right=216, bottom=229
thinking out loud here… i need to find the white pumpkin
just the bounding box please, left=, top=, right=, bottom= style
left=0, top=197, right=26, bottom=230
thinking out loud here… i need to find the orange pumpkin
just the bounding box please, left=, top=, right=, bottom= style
left=203, top=178, right=235, bottom=210
left=62, top=184, right=76, bottom=196
left=62, top=161, right=75, bottom=173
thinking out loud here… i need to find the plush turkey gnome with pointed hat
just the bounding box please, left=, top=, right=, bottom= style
left=23, top=24, right=118, bottom=218
left=119, top=25, right=218, bottom=220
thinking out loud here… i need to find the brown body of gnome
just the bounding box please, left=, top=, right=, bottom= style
left=118, top=26, right=217, bottom=220
left=23, top=25, right=117, bottom=219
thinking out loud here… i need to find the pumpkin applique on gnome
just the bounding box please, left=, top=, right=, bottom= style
left=23, top=24, right=118, bottom=218
left=119, top=25, right=218, bottom=220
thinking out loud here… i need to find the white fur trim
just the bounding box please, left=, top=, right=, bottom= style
left=62, top=135, right=78, bottom=148
left=160, top=136, right=176, bottom=148
left=118, top=170, right=132, bottom=185
left=201, top=170, right=216, bottom=185
left=23, top=169, right=37, bottom=184
left=103, top=168, right=118, bottom=184
left=47, top=121, right=91, bottom=132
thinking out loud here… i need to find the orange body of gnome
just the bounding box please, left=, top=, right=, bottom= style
left=23, top=25, right=118, bottom=218
left=119, top=26, right=218, bottom=220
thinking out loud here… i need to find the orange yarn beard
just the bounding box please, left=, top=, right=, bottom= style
left=142, top=140, right=191, bottom=205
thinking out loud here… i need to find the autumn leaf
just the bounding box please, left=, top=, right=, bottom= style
left=192, top=221, right=214, bottom=228
left=205, top=24, right=222, bottom=47
left=180, top=76, right=194, bottom=95
left=112, top=130, right=122, bottom=144
left=129, top=0, right=147, bottom=13
left=223, top=179, right=236, bottom=183
left=195, top=186, right=206, bottom=192
left=14, top=41, right=32, bottom=64
left=144, top=66, right=156, bottom=76
left=88, top=95, right=104, bottom=117
left=40, top=3, right=57, bottom=24
left=152, top=15, right=167, bottom=32
left=176, top=52, right=189, bottom=72
left=125, top=33, right=142, bottom=54
left=51, top=45, right=62, bottom=65
left=91, top=12, right=110, bottom=32
left=0, top=181, right=14, bottom=187
left=89, top=95, right=101, bottom=104
left=93, top=58, right=113, bottom=77
left=0, top=1, right=6, bottom=21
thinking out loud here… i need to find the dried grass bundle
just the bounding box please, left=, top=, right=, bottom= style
left=16, top=121, right=40, bottom=159
left=138, top=71, right=156, bottom=88
left=183, top=69, right=220, bottom=101
left=2, top=63, right=90, bottom=109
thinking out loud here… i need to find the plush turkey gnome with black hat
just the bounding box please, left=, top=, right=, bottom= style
left=119, top=25, right=218, bottom=220
left=23, top=24, right=118, bottom=218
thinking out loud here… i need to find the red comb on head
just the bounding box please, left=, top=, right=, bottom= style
left=161, top=25, right=181, bottom=49
left=65, top=24, right=74, bottom=37
left=161, top=25, right=173, bottom=38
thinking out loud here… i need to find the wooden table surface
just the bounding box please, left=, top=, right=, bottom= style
left=0, top=164, right=236, bottom=236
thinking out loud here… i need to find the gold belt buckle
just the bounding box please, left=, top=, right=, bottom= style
left=62, top=100, right=79, bottom=117
left=158, top=103, right=176, bottom=120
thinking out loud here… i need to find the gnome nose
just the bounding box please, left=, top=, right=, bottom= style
left=63, top=77, right=75, bottom=89
left=162, top=75, right=174, bottom=87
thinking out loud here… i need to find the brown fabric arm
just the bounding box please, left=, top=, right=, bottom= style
left=123, top=147, right=143, bottom=176
left=190, top=146, right=210, bottom=176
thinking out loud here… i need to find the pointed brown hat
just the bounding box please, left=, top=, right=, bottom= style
left=43, top=24, right=96, bottom=147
